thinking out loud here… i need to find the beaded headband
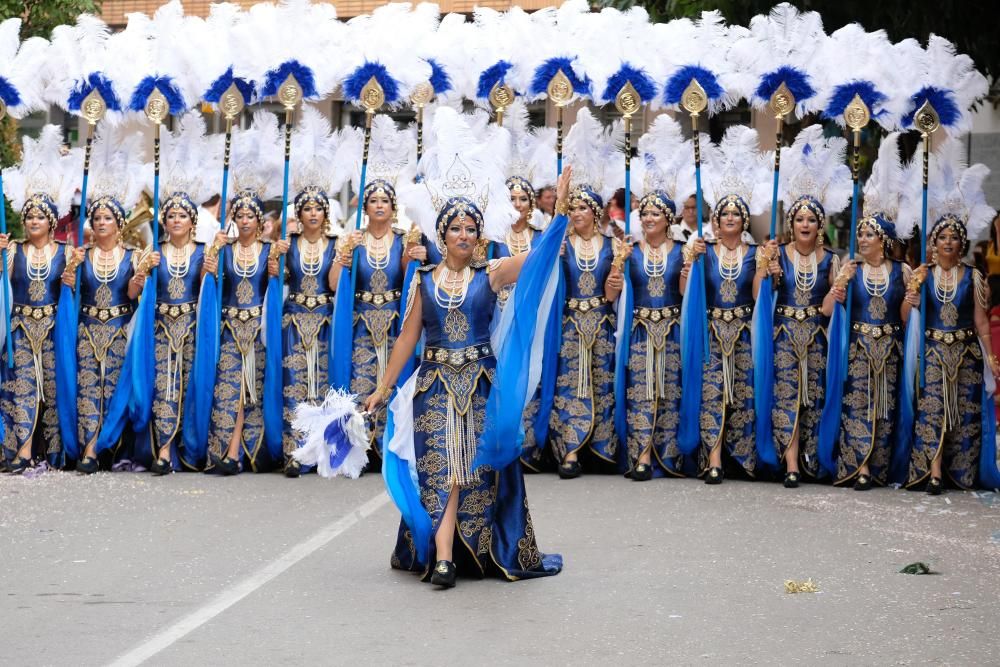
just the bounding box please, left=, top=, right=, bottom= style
left=639, top=190, right=676, bottom=223
left=569, top=185, right=603, bottom=222
left=929, top=214, right=969, bottom=255
left=505, top=176, right=537, bottom=209
left=161, top=191, right=199, bottom=224
left=785, top=195, right=826, bottom=228
left=711, top=194, right=751, bottom=231
left=363, top=179, right=397, bottom=210
left=21, top=193, right=59, bottom=228
left=230, top=189, right=264, bottom=220
left=294, top=185, right=330, bottom=218
left=87, top=195, right=127, bottom=229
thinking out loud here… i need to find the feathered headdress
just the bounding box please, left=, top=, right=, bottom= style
left=44, top=14, right=125, bottom=120
left=341, top=3, right=434, bottom=109
left=468, top=6, right=538, bottom=105
left=505, top=101, right=557, bottom=190
left=413, top=8, right=465, bottom=104
left=86, top=126, right=146, bottom=227
left=898, top=34, right=989, bottom=137
left=0, top=18, right=49, bottom=119
left=226, top=111, right=284, bottom=217
left=290, top=105, right=355, bottom=222
left=817, top=24, right=903, bottom=130
left=520, top=1, right=592, bottom=103
left=657, top=11, right=742, bottom=114
left=3, top=125, right=79, bottom=226
left=778, top=125, right=851, bottom=224
left=626, top=114, right=694, bottom=219
left=860, top=132, right=905, bottom=243
left=729, top=3, right=826, bottom=117
left=398, top=107, right=516, bottom=246
left=563, top=108, right=618, bottom=218
left=193, top=3, right=257, bottom=107
left=703, top=125, right=773, bottom=222
left=153, top=112, right=223, bottom=222
left=915, top=137, right=996, bottom=250
left=349, top=115, right=415, bottom=211
left=576, top=6, right=660, bottom=109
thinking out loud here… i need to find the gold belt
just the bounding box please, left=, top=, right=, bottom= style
left=157, top=302, right=195, bottom=318
left=423, top=343, right=494, bottom=369
left=289, top=292, right=332, bottom=309
left=356, top=289, right=401, bottom=306
left=634, top=305, right=680, bottom=323
left=852, top=322, right=901, bottom=339
left=926, top=327, right=975, bottom=345
left=14, top=304, right=55, bottom=320
left=82, top=304, right=131, bottom=322
left=566, top=296, right=608, bottom=313
left=710, top=305, right=752, bottom=322
left=223, top=305, right=263, bottom=322
left=776, top=304, right=821, bottom=321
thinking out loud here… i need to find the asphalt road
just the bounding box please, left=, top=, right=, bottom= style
left=2, top=470, right=999, bottom=666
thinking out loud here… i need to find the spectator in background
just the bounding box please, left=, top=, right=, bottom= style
left=537, top=185, right=556, bottom=226
left=196, top=193, right=222, bottom=243
left=672, top=194, right=714, bottom=242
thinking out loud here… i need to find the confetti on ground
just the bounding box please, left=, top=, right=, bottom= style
left=784, top=579, right=819, bottom=593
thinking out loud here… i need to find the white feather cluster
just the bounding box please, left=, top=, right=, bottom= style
left=291, top=106, right=343, bottom=196
left=399, top=107, right=517, bottom=244
left=3, top=125, right=80, bottom=217
left=862, top=132, right=905, bottom=224
left=154, top=111, right=223, bottom=205
left=349, top=115, right=416, bottom=198
left=43, top=15, right=118, bottom=119
left=0, top=18, right=49, bottom=118
left=291, top=387, right=371, bottom=479
left=187, top=2, right=244, bottom=104
left=227, top=111, right=284, bottom=201
left=87, top=125, right=147, bottom=213
left=467, top=5, right=539, bottom=103
left=778, top=125, right=851, bottom=216
left=625, top=114, right=693, bottom=204
left=703, top=125, right=773, bottom=216
left=514, top=1, right=586, bottom=102
left=573, top=6, right=663, bottom=107
left=505, top=100, right=557, bottom=191
left=563, top=108, right=619, bottom=205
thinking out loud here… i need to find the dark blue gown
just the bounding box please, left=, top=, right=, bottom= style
left=0, top=241, right=67, bottom=466
left=391, top=264, right=562, bottom=580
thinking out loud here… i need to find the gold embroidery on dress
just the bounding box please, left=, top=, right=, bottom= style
left=236, top=278, right=253, bottom=305
left=648, top=275, right=665, bottom=298
left=168, top=275, right=186, bottom=300
left=300, top=274, right=319, bottom=295
left=28, top=280, right=45, bottom=302
left=370, top=268, right=389, bottom=293
left=578, top=270, right=597, bottom=295
left=444, top=308, right=470, bottom=343
left=867, top=295, right=887, bottom=320
left=95, top=283, right=112, bottom=308
left=720, top=278, right=737, bottom=303
left=940, top=302, right=959, bottom=327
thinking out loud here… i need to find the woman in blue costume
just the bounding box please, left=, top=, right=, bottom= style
left=270, top=187, right=337, bottom=477
left=362, top=147, right=567, bottom=588
left=206, top=189, right=272, bottom=475
left=768, top=127, right=852, bottom=487
left=905, top=217, right=997, bottom=493
left=830, top=219, right=913, bottom=488
left=0, top=127, right=73, bottom=472
left=606, top=191, right=683, bottom=480
left=64, top=195, right=152, bottom=474
left=148, top=193, right=215, bottom=475
left=686, top=196, right=767, bottom=483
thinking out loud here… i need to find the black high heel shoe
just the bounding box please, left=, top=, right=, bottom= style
left=631, top=463, right=652, bottom=482
left=430, top=560, right=456, bottom=588
left=284, top=459, right=301, bottom=478
left=558, top=460, right=582, bottom=480
left=216, top=456, right=239, bottom=477
left=783, top=471, right=800, bottom=488
left=926, top=477, right=943, bottom=495
left=77, top=456, right=99, bottom=475
left=705, top=467, right=724, bottom=485
left=853, top=474, right=872, bottom=491
left=8, top=457, right=32, bottom=474
left=150, top=458, right=172, bottom=476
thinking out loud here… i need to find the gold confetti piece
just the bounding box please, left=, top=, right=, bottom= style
left=784, top=579, right=819, bottom=594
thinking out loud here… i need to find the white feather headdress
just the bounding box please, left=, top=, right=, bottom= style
left=44, top=14, right=127, bottom=122
left=862, top=132, right=905, bottom=231
left=629, top=114, right=694, bottom=206
left=656, top=11, right=743, bottom=115
left=563, top=108, right=618, bottom=205
left=349, top=115, right=416, bottom=198
left=0, top=18, right=49, bottom=118
left=3, top=125, right=79, bottom=218
left=227, top=111, right=283, bottom=201
left=778, top=125, right=851, bottom=217
left=399, top=107, right=516, bottom=244
left=505, top=101, right=557, bottom=191
left=703, top=125, right=773, bottom=216
left=917, top=137, right=996, bottom=243
left=87, top=126, right=146, bottom=214
left=153, top=111, right=223, bottom=205
left=574, top=6, right=661, bottom=109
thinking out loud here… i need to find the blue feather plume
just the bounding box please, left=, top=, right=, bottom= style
left=477, top=60, right=513, bottom=99
left=755, top=66, right=815, bottom=105
left=323, top=417, right=353, bottom=470
left=128, top=76, right=187, bottom=114
left=68, top=73, right=122, bottom=112
left=0, top=77, right=22, bottom=107
left=902, top=86, right=961, bottom=129
left=426, top=58, right=452, bottom=95
left=603, top=64, right=656, bottom=104
left=663, top=65, right=723, bottom=106
left=343, top=62, right=402, bottom=104
left=529, top=57, right=591, bottom=98
left=262, top=60, right=318, bottom=99
left=204, top=67, right=256, bottom=104
left=822, top=80, right=887, bottom=122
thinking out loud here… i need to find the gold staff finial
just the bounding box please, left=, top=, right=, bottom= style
left=769, top=82, right=795, bottom=120
left=489, top=81, right=515, bottom=127
left=681, top=78, right=708, bottom=118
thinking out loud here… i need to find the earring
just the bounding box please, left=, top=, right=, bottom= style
left=931, top=247, right=938, bottom=264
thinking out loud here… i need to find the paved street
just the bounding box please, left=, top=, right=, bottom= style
left=2, top=471, right=999, bottom=665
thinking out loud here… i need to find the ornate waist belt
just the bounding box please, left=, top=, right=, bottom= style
left=13, top=304, right=55, bottom=319
left=776, top=304, right=822, bottom=321
left=356, top=289, right=401, bottom=306
left=634, top=305, right=680, bottom=323
left=926, top=327, right=975, bottom=345
left=289, top=291, right=332, bottom=309
left=223, top=305, right=263, bottom=322
left=710, top=305, right=752, bottom=322
left=82, top=304, right=132, bottom=322
left=566, top=296, right=608, bottom=313
left=158, top=302, right=196, bottom=318
left=423, top=343, right=494, bottom=369
left=852, top=322, right=901, bottom=339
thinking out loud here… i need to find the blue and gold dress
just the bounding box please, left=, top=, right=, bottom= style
left=700, top=242, right=759, bottom=475
left=772, top=247, right=837, bottom=477
left=625, top=242, right=683, bottom=476
left=350, top=230, right=405, bottom=455
left=907, top=265, right=988, bottom=489
left=391, top=264, right=562, bottom=580
left=206, top=240, right=272, bottom=472
left=281, top=234, right=336, bottom=459
left=0, top=241, right=68, bottom=467
left=76, top=246, right=136, bottom=458
left=152, top=243, right=205, bottom=470
left=548, top=236, right=619, bottom=465
left=835, top=261, right=907, bottom=485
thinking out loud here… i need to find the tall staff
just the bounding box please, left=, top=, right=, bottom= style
left=548, top=70, right=573, bottom=177
left=0, top=100, right=11, bottom=367
left=215, top=83, right=246, bottom=304
left=410, top=82, right=433, bottom=162
left=914, top=100, right=941, bottom=387
left=682, top=79, right=710, bottom=356
left=842, top=95, right=871, bottom=313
